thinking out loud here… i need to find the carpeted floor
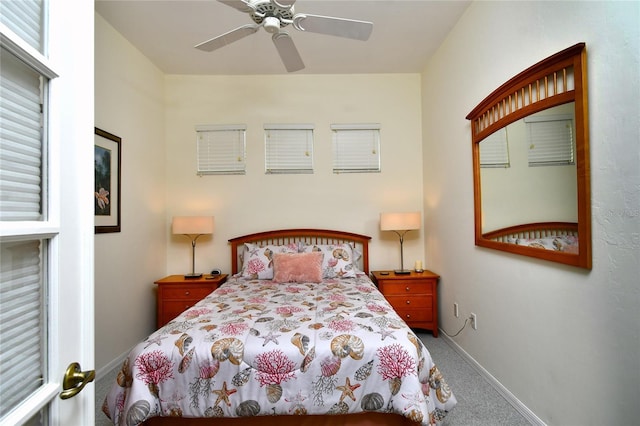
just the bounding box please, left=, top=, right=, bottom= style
left=416, top=333, right=531, bottom=426
left=95, top=332, right=531, bottom=425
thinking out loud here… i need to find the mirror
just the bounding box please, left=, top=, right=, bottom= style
left=466, top=43, right=591, bottom=269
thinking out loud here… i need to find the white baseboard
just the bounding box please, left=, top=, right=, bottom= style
left=439, top=331, right=546, bottom=426
left=96, top=349, right=131, bottom=381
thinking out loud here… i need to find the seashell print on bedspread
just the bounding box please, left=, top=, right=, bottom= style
left=102, top=274, right=457, bottom=425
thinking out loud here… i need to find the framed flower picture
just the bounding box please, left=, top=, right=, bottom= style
left=94, top=127, right=121, bottom=233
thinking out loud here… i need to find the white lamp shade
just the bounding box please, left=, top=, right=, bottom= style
left=172, top=216, right=215, bottom=235
left=380, top=212, right=421, bottom=231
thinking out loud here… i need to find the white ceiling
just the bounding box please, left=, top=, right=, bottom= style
left=95, top=0, right=471, bottom=75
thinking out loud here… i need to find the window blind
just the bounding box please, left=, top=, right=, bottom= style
left=1, top=2, right=52, bottom=424
left=0, top=239, right=46, bottom=419
left=196, top=125, right=246, bottom=175
left=0, top=0, right=44, bottom=53
left=525, top=115, right=574, bottom=166
left=331, top=124, right=381, bottom=173
left=479, top=128, right=509, bottom=168
left=0, top=48, right=43, bottom=221
left=264, top=124, right=314, bottom=174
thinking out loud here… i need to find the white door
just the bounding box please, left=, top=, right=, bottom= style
left=0, top=1, right=94, bottom=425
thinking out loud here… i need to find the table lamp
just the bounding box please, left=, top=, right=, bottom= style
left=172, top=216, right=214, bottom=278
left=380, top=212, right=421, bottom=274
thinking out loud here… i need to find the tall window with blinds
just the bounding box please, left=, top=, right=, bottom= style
left=196, top=125, right=246, bottom=175
left=1, top=0, right=56, bottom=424
left=264, top=124, right=314, bottom=174
left=331, top=124, right=381, bottom=173
left=0, top=47, right=48, bottom=420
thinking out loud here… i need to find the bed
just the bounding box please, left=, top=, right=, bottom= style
left=102, top=229, right=457, bottom=426
left=483, top=221, right=579, bottom=253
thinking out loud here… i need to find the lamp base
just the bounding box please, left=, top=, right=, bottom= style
left=394, top=269, right=412, bottom=275
left=184, top=273, right=203, bottom=279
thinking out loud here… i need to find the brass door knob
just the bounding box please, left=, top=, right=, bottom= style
left=59, top=362, right=95, bottom=400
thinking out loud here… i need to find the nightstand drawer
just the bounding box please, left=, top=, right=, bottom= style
left=162, top=286, right=213, bottom=299
left=381, top=281, right=433, bottom=295
left=371, top=270, right=439, bottom=336
left=162, top=300, right=200, bottom=321
left=384, top=295, right=433, bottom=309
left=394, top=308, right=433, bottom=323
left=155, top=274, right=228, bottom=329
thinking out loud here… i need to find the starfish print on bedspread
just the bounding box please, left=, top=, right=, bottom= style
left=377, top=327, right=396, bottom=341
left=144, top=335, right=168, bottom=348
left=212, top=381, right=237, bottom=407
left=261, top=331, right=281, bottom=346
left=336, top=377, right=360, bottom=403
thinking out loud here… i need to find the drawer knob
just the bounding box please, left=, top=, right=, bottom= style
left=185, top=291, right=190, bottom=296
left=406, top=300, right=410, bottom=304
left=406, top=314, right=411, bottom=319
left=405, top=287, right=410, bottom=292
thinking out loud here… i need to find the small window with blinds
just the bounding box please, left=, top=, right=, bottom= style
left=479, top=128, right=510, bottom=168
left=264, top=124, right=314, bottom=174
left=525, top=114, right=575, bottom=166
left=196, top=125, right=246, bottom=175
left=331, top=124, right=381, bottom=173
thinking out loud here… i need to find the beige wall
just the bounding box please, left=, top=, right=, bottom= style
left=163, top=74, right=425, bottom=275
left=94, top=14, right=167, bottom=371
left=422, top=1, right=639, bottom=425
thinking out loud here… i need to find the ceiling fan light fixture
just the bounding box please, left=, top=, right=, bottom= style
left=263, top=16, right=281, bottom=33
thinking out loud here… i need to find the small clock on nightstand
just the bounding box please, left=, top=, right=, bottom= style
left=154, top=274, right=227, bottom=328
left=371, top=270, right=440, bottom=337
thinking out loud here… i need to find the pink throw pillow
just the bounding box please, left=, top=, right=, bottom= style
left=272, top=252, right=323, bottom=283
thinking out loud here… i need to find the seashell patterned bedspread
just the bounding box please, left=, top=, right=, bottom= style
left=102, top=274, right=457, bottom=425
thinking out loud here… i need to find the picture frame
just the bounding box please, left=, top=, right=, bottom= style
left=94, top=127, right=121, bottom=233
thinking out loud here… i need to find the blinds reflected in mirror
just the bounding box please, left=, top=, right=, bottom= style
left=479, top=128, right=509, bottom=168
left=525, top=115, right=575, bottom=166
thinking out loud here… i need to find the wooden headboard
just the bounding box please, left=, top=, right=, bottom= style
left=228, top=229, right=372, bottom=275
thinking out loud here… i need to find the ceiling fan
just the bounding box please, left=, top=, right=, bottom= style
left=195, top=0, right=374, bottom=72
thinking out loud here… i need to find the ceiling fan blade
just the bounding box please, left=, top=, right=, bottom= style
left=293, top=14, right=373, bottom=41
left=272, top=32, right=305, bottom=72
left=217, top=0, right=254, bottom=13
left=195, top=24, right=259, bottom=52
left=273, top=0, right=296, bottom=8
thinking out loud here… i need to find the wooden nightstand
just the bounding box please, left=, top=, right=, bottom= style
left=371, top=270, right=440, bottom=337
left=154, top=274, right=227, bottom=328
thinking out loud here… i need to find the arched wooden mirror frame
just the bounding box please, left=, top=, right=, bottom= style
left=466, top=43, right=591, bottom=269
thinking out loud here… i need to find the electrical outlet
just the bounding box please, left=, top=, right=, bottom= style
left=453, top=303, right=459, bottom=318
left=470, top=313, right=477, bottom=330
